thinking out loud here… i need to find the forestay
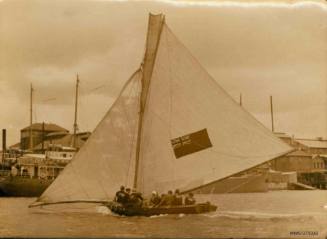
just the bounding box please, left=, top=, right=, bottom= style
left=33, top=14, right=292, bottom=205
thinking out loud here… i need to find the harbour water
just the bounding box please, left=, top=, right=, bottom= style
left=0, top=190, right=326, bottom=238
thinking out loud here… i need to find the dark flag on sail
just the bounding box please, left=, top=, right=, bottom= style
left=171, top=128, right=212, bottom=158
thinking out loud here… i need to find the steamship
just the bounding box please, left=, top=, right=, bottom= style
left=0, top=122, right=90, bottom=197
left=0, top=144, right=76, bottom=197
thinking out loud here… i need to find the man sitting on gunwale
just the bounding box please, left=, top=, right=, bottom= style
left=184, top=192, right=196, bottom=205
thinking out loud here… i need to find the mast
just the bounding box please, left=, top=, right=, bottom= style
left=133, top=14, right=165, bottom=189
left=29, top=83, right=34, bottom=151
left=239, top=93, right=242, bottom=106
left=73, top=74, right=79, bottom=148
left=270, top=95, right=274, bottom=132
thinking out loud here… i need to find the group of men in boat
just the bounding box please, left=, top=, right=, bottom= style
left=114, top=186, right=196, bottom=208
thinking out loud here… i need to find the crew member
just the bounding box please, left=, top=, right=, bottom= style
left=173, top=189, right=183, bottom=205
left=149, top=191, right=161, bottom=206
left=157, top=190, right=174, bottom=207
left=125, top=188, right=131, bottom=203
left=184, top=192, right=196, bottom=205
left=114, top=186, right=128, bottom=204
left=129, top=189, right=144, bottom=208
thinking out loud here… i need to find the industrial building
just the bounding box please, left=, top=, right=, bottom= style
left=271, top=133, right=327, bottom=189
left=11, top=122, right=90, bottom=152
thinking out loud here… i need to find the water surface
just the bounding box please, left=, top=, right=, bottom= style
left=0, top=190, right=326, bottom=238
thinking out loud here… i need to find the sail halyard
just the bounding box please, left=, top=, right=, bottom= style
left=133, top=14, right=166, bottom=189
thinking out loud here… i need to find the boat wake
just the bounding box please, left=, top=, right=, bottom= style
left=202, top=210, right=320, bottom=221
left=96, top=205, right=115, bottom=216
left=148, top=213, right=185, bottom=219
left=149, top=214, right=168, bottom=218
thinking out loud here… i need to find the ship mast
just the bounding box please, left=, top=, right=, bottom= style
left=270, top=95, right=274, bottom=132
left=73, top=74, right=79, bottom=149
left=29, top=83, right=34, bottom=151
left=133, top=14, right=165, bottom=189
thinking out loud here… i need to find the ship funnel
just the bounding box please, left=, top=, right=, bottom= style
left=2, top=129, right=6, bottom=160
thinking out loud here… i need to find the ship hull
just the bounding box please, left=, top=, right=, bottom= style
left=106, top=201, right=217, bottom=216
left=191, top=173, right=268, bottom=194
left=0, top=176, right=53, bottom=197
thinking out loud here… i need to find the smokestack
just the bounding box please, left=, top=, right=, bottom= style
left=42, top=122, right=45, bottom=153
left=2, top=129, right=6, bottom=160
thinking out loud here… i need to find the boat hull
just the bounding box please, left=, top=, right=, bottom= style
left=106, top=201, right=217, bottom=216
left=0, top=176, right=53, bottom=197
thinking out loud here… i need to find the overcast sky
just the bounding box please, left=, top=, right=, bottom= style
left=0, top=0, right=326, bottom=146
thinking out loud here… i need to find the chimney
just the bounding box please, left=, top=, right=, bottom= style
left=2, top=129, right=6, bottom=159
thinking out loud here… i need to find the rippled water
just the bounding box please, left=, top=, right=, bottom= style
left=1, top=190, right=326, bottom=238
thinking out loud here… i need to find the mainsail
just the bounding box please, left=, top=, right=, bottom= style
left=33, top=14, right=292, bottom=205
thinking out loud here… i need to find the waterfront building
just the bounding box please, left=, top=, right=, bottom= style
left=20, top=123, right=69, bottom=151
left=12, top=123, right=90, bottom=152
left=271, top=133, right=327, bottom=189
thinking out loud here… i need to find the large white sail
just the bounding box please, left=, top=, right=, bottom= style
left=34, top=14, right=292, bottom=205
left=36, top=70, right=141, bottom=203
left=136, top=19, right=293, bottom=195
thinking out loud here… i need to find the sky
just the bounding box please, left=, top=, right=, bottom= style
left=0, top=0, right=326, bottom=146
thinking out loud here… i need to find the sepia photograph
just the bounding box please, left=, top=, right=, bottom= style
left=0, top=0, right=326, bottom=238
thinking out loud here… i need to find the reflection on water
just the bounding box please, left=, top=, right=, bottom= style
left=0, top=190, right=326, bottom=238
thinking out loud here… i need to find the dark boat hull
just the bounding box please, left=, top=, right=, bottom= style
left=106, top=201, right=217, bottom=216
left=0, top=176, right=53, bottom=197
